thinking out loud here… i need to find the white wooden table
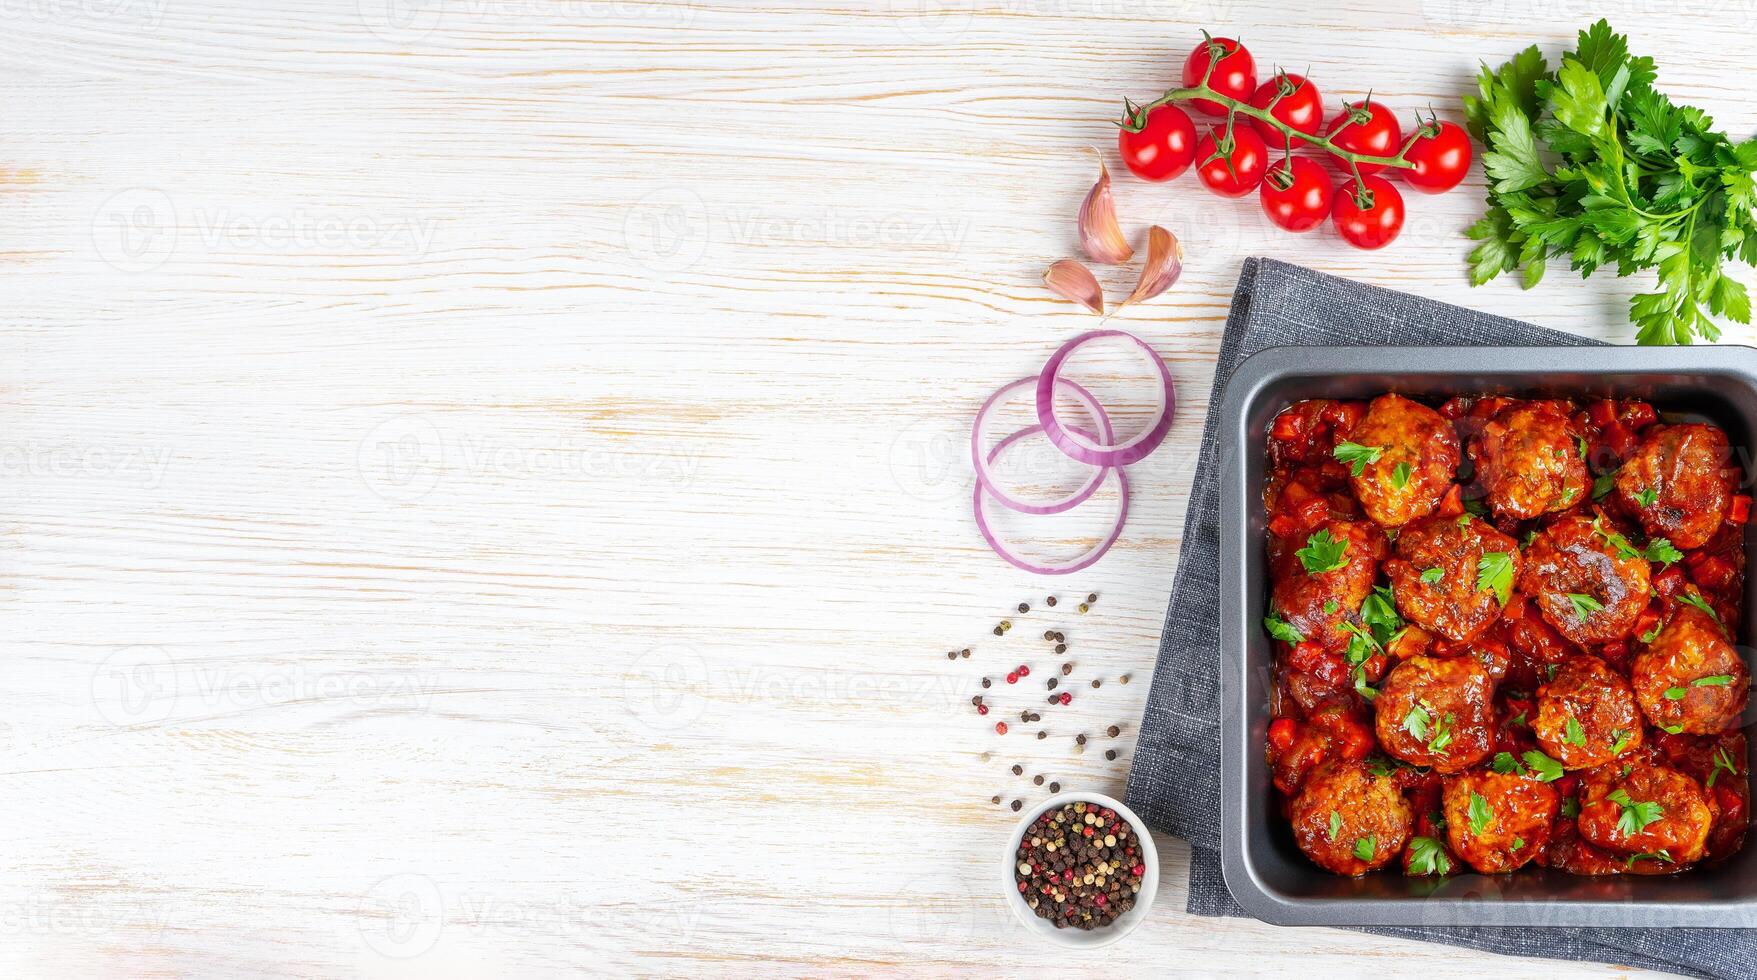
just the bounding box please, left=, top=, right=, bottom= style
left=0, top=1, right=1748, bottom=975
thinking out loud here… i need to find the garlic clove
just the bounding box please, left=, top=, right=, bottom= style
left=1079, top=150, right=1134, bottom=265
left=1043, top=258, right=1104, bottom=314
left=1125, top=226, right=1183, bottom=306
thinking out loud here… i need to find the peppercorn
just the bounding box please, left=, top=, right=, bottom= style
left=1011, top=799, right=1023, bottom=811
left=1037, top=730, right=1047, bottom=740
left=1012, top=764, right=1024, bottom=775
left=946, top=651, right=957, bottom=660
left=981, top=677, right=991, bottom=688
left=1001, top=620, right=1012, bottom=632
left=971, top=695, right=983, bottom=706
left=960, top=648, right=971, bottom=659
left=1076, top=734, right=1087, bottom=745
left=1078, top=603, right=1089, bottom=614
left=1105, top=749, right=1117, bottom=761
left=1006, top=671, right=1019, bottom=684
left=977, top=704, right=988, bottom=715
left=1087, top=593, right=1097, bottom=603
left=1091, top=679, right=1101, bottom=689
left=1046, top=596, right=1058, bottom=607
left=1028, top=712, right=1041, bottom=722
left=1020, top=710, right=1030, bottom=722
left=1043, top=630, right=1056, bottom=641
left=1049, top=781, right=1060, bottom=792
left=1120, top=674, right=1130, bottom=684
left=993, top=626, right=1003, bottom=636
left=1018, top=602, right=1029, bottom=614
left=1054, top=643, right=1067, bottom=655
left=1107, top=726, right=1121, bottom=738
left=1047, top=677, right=1059, bottom=691
left=1061, top=663, right=1072, bottom=676
left=995, top=722, right=1008, bottom=734
left=1054, top=632, right=1064, bottom=643
left=1033, top=774, right=1044, bottom=786
left=1060, top=692, right=1073, bottom=705
left=1018, top=664, right=1031, bottom=678
left=992, top=795, right=1001, bottom=804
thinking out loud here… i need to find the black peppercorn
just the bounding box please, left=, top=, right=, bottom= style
left=1012, top=764, right=1023, bottom=775
left=1018, top=602, right=1029, bottom=614
left=1054, top=643, right=1067, bottom=655
left=1046, top=596, right=1057, bottom=607
left=1107, top=725, right=1121, bottom=738
left=1105, top=749, right=1117, bottom=761
left=1011, top=799, right=1022, bottom=811
left=1047, top=677, right=1059, bottom=691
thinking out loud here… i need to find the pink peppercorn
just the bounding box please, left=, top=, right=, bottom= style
left=1058, top=692, right=1072, bottom=705
left=1018, top=664, right=1031, bottom=677
left=977, top=704, right=988, bottom=715
left=1006, top=671, right=1019, bottom=684
left=995, top=722, right=1008, bottom=734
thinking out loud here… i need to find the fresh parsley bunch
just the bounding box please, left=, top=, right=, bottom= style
left=1463, top=20, right=1757, bottom=344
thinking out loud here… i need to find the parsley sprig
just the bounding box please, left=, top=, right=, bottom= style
left=1463, top=20, right=1757, bottom=345
left=1607, top=788, right=1665, bottom=836
left=1296, top=529, right=1349, bottom=574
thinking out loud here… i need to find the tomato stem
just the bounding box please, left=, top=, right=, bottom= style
left=1126, top=81, right=1418, bottom=171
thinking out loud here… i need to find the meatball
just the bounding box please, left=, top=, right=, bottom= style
left=1518, top=514, right=1651, bottom=646
left=1289, top=760, right=1413, bottom=876
left=1385, top=513, right=1521, bottom=642
left=1374, top=655, right=1496, bottom=773
left=1615, top=423, right=1737, bottom=550
left=1631, top=604, right=1749, bottom=735
left=1577, top=762, right=1715, bottom=865
left=1271, top=701, right=1372, bottom=797
left=1469, top=401, right=1590, bottom=520
left=1343, top=394, right=1461, bottom=528
left=1269, top=519, right=1386, bottom=655
left=1442, top=770, right=1558, bottom=873
left=1533, top=655, right=1645, bottom=769
left=1541, top=817, right=1627, bottom=876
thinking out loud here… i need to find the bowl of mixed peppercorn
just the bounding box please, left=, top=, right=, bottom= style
left=1003, top=792, right=1158, bottom=946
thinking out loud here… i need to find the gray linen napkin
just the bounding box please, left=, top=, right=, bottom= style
left=1123, top=256, right=1751, bottom=979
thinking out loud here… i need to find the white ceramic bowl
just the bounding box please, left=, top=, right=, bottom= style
left=1000, top=791, right=1159, bottom=948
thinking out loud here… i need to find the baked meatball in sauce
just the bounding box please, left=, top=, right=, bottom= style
left=1533, top=655, right=1644, bottom=770
left=1469, top=400, right=1590, bottom=520
left=1374, top=655, right=1496, bottom=773
left=1615, top=423, right=1737, bottom=550
left=1344, top=394, right=1460, bottom=528
left=1518, top=514, right=1651, bottom=647
left=1442, top=770, right=1558, bottom=873
left=1631, top=604, right=1749, bottom=736
left=1289, top=760, right=1413, bottom=876
left=1269, top=518, right=1385, bottom=655
left=1385, top=513, right=1520, bottom=643
left=1577, top=762, right=1715, bottom=866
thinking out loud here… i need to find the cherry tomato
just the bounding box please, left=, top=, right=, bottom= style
left=1248, top=72, right=1324, bottom=146
left=1332, top=175, right=1404, bottom=249
left=1181, top=36, right=1255, bottom=116
left=1259, top=157, right=1332, bottom=232
left=1195, top=125, right=1268, bottom=197
left=1325, top=99, right=1402, bottom=175
left=1117, top=103, right=1198, bottom=182
left=1401, top=119, right=1472, bottom=192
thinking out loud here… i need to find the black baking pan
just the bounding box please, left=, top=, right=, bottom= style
left=1218, top=345, right=1757, bottom=927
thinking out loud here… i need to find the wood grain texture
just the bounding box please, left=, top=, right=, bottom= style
left=0, top=0, right=1749, bottom=975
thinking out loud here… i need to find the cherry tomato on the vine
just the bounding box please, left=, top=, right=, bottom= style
left=1400, top=118, right=1472, bottom=193
left=1117, top=102, right=1198, bottom=182
left=1332, top=175, right=1405, bottom=249
left=1324, top=99, right=1401, bottom=175
left=1195, top=124, right=1268, bottom=197
left=1259, top=157, right=1333, bottom=232
left=1181, top=36, right=1255, bottom=116
left=1248, top=72, right=1323, bottom=147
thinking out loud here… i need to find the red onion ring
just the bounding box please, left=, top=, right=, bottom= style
left=971, top=377, right=1115, bottom=515
left=973, top=423, right=1130, bottom=576
left=1034, top=329, right=1175, bottom=468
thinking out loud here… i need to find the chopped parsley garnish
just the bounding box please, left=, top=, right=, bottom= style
left=1468, top=791, right=1493, bottom=835
left=1402, top=703, right=1432, bottom=742
left=1709, top=747, right=1740, bottom=788
left=1640, top=621, right=1665, bottom=644
left=1627, top=850, right=1674, bottom=869
left=1406, top=836, right=1452, bottom=877
left=1420, top=566, right=1444, bottom=584
left=1390, top=461, right=1411, bottom=490
left=1610, top=729, right=1633, bottom=755
left=1464, top=497, right=1491, bottom=518
left=1297, top=529, right=1349, bottom=574
left=1644, top=538, right=1683, bottom=566
left=1511, top=836, right=1526, bottom=851
left=1491, top=751, right=1525, bottom=775
left=1519, top=750, right=1564, bottom=782
left=1575, top=436, right=1589, bottom=459
left=1563, top=715, right=1587, bottom=748
left=1353, top=835, right=1377, bottom=862
left=1477, top=550, right=1514, bottom=606
left=1607, top=789, right=1665, bottom=836
left=1592, top=472, right=1618, bottom=500
left=1324, top=599, right=1339, bottom=615
left=1428, top=712, right=1456, bottom=753
left=1677, top=591, right=1721, bottom=623
left=1263, top=614, right=1305, bottom=644
left=1561, top=797, right=1580, bottom=819
left=1635, top=487, right=1658, bottom=509
left=1332, top=441, right=1385, bottom=477
left=1328, top=809, right=1343, bottom=842
left=1566, top=593, right=1604, bottom=620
